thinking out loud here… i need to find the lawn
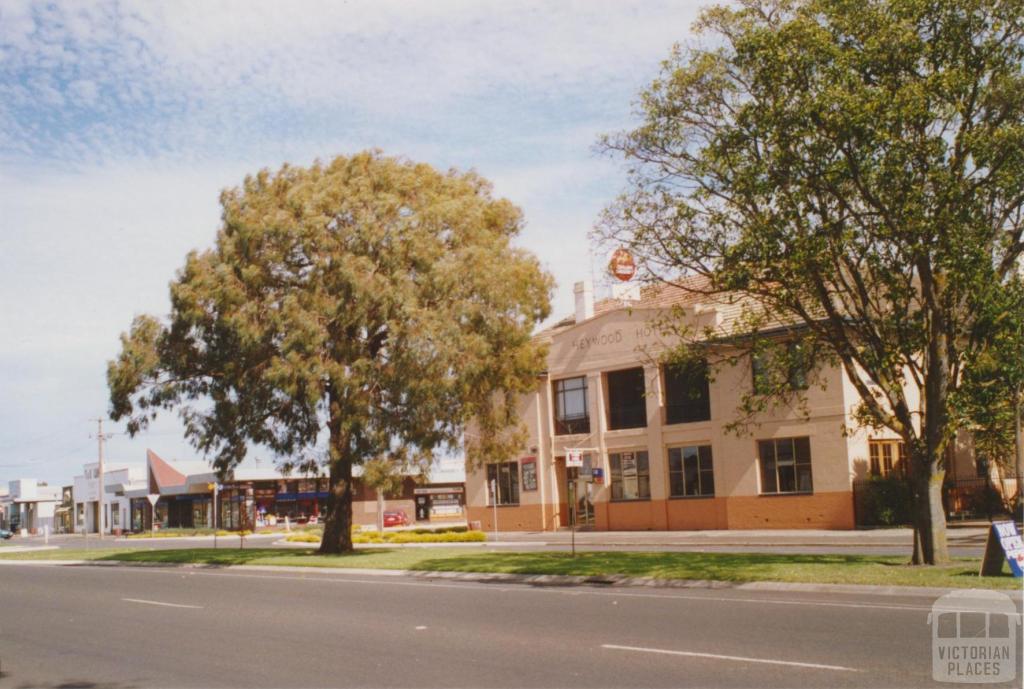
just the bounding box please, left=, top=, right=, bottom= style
left=0, top=546, right=1018, bottom=590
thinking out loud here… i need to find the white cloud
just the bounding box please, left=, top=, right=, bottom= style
left=0, top=0, right=706, bottom=484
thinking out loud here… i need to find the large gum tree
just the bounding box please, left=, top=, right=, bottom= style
left=108, top=151, right=552, bottom=554
left=599, top=0, right=1023, bottom=564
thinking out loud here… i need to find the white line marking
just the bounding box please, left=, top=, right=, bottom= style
left=601, top=644, right=861, bottom=672
left=121, top=598, right=202, bottom=609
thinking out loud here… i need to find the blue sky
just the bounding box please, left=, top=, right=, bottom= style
left=0, top=0, right=706, bottom=485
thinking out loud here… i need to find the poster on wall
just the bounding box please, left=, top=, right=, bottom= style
left=521, top=458, right=538, bottom=491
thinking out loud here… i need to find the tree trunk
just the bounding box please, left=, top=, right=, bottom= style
left=910, top=459, right=950, bottom=565
left=376, top=487, right=384, bottom=533
left=319, top=455, right=354, bottom=554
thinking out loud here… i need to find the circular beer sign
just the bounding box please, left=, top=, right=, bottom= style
left=608, top=248, right=636, bottom=282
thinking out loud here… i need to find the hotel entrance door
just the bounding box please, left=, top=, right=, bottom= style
left=567, top=467, right=594, bottom=529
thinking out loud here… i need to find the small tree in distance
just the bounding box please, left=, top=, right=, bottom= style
left=108, top=151, right=553, bottom=554
left=361, top=457, right=408, bottom=533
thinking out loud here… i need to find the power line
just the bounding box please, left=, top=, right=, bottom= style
left=0, top=439, right=97, bottom=470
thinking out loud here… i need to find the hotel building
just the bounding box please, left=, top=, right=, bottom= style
left=465, top=278, right=940, bottom=532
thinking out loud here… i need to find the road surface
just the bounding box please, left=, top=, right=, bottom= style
left=1, top=562, right=1019, bottom=687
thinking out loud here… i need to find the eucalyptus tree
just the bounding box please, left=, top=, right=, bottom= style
left=599, top=0, right=1023, bottom=563
left=109, top=151, right=552, bottom=553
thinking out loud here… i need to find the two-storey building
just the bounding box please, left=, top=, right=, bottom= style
left=465, top=278, right=918, bottom=532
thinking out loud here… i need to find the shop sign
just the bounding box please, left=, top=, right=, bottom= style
left=621, top=452, right=638, bottom=478
left=566, top=450, right=584, bottom=468
left=413, top=486, right=466, bottom=495
left=591, top=468, right=604, bottom=484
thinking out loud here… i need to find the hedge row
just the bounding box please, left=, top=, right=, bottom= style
left=284, top=530, right=486, bottom=544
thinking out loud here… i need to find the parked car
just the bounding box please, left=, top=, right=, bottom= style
left=0, top=528, right=13, bottom=540
left=382, top=510, right=410, bottom=527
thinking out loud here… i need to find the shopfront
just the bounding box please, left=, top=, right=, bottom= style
left=274, top=478, right=330, bottom=523
left=412, top=485, right=465, bottom=522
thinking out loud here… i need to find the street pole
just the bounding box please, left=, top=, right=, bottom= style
left=96, top=418, right=105, bottom=540
left=569, top=480, right=576, bottom=558
left=213, top=483, right=219, bottom=549
left=490, top=478, right=499, bottom=543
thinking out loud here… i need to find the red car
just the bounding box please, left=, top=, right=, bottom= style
left=382, top=510, right=410, bottom=527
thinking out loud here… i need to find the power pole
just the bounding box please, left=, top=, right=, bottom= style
left=91, top=419, right=114, bottom=539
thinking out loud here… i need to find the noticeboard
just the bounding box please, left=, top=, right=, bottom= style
left=521, top=458, right=538, bottom=492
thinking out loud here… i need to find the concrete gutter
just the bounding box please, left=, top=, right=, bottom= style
left=0, top=557, right=1018, bottom=601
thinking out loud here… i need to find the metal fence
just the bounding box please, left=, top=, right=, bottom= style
left=853, top=476, right=1022, bottom=527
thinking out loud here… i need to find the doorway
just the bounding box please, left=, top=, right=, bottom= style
left=566, top=466, right=595, bottom=529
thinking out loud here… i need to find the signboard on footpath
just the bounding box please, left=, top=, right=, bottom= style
left=980, top=520, right=1024, bottom=577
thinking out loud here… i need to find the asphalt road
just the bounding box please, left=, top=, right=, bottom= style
left=1, top=562, right=1020, bottom=688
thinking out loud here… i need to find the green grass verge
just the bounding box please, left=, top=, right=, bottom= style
left=0, top=546, right=1018, bottom=590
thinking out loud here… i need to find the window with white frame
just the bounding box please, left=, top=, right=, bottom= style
left=668, top=445, right=715, bottom=497
left=758, top=437, right=813, bottom=494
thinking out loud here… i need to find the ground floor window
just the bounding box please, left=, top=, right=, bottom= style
left=609, top=450, right=650, bottom=500
left=758, top=437, right=813, bottom=494
left=154, top=502, right=168, bottom=528
left=668, top=445, right=715, bottom=497
left=486, top=462, right=519, bottom=505
left=869, top=439, right=905, bottom=478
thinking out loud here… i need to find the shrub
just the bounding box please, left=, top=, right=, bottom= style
left=352, top=530, right=486, bottom=544
left=285, top=533, right=322, bottom=543
left=858, top=476, right=913, bottom=526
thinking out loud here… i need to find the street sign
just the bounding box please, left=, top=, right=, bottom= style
left=146, top=493, right=159, bottom=508
left=566, top=450, right=583, bottom=468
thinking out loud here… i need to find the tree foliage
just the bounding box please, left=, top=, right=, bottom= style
left=108, top=151, right=552, bottom=553
left=599, top=0, right=1024, bottom=563
left=955, top=276, right=1024, bottom=489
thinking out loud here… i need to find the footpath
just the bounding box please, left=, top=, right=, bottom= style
left=484, top=525, right=993, bottom=548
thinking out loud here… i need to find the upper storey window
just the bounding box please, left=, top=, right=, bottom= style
left=554, top=376, right=589, bottom=435
left=664, top=360, right=711, bottom=424
left=606, top=367, right=647, bottom=430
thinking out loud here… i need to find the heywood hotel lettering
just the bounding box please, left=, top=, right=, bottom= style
left=571, top=326, right=655, bottom=351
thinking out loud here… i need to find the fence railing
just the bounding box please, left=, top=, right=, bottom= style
left=852, top=475, right=1022, bottom=527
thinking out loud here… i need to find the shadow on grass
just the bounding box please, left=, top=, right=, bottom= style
left=404, top=551, right=897, bottom=582
left=95, top=548, right=384, bottom=567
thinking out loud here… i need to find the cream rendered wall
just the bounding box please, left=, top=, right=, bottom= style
left=468, top=305, right=872, bottom=529
left=543, top=308, right=856, bottom=502
left=464, top=385, right=553, bottom=527
left=839, top=362, right=924, bottom=482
